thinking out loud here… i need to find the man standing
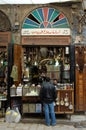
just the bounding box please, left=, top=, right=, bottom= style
left=39, top=77, right=57, bottom=126
left=53, top=79, right=58, bottom=88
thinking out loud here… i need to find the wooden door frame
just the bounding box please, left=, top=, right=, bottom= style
left=21, top=36, right=71, bottom=46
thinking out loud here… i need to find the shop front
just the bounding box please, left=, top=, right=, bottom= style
left=0, top=1, right=86, bottom=118
left=0, top=10, right=11, bottom=116
left=9, top=6, right=75, bottom=116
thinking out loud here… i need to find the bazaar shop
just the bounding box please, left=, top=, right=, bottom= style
left=0, top=10, right=11, bottom=115
left=0, top=5, right=86, bottom=117
left=9, top=7, right=75, bottom=116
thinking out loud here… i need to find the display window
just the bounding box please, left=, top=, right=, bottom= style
left=22, top=46, right=71, bottom=87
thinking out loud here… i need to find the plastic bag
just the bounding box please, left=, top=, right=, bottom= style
left=12, top=107, right=21, bottom=123
left=5, top=107, right=21, bottom=123
left=5, top=107, right=12, bottom=123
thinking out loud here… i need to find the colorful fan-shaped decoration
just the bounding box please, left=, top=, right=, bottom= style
left=22, top=7, right=69, bottom=29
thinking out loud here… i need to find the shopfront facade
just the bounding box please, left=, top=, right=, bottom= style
left=0, top=1, right=86, bottom=116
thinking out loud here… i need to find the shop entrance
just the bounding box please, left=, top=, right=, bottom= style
left=20, top=7, right=74, bottom=115
left=9, top=6, right=74, bottom=116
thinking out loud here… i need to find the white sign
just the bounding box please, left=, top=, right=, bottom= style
left=21, top=28, right=71, bottom=36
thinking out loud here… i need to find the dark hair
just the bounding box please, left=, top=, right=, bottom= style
left=46, top=77, right=50, bottom=82
left=53, top=79, right=57, bottom=81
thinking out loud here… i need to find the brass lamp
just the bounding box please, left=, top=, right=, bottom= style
left=82, top=0, right=86, bottom=11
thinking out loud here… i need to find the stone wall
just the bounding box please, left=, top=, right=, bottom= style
left=0, top=2, right=85, bottom=44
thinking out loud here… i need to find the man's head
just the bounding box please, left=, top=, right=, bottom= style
left=53, top=79, right=57, bottom=85
left=46, top=77, right=50, bottom=82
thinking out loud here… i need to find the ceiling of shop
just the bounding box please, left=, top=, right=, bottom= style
left=0, top=0, right=82, bottom=4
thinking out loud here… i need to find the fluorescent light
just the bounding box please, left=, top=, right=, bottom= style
left=55, top=60, right=59, bottom=66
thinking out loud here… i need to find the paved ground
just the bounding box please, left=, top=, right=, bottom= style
left=0, top=115, right=86, bottom=130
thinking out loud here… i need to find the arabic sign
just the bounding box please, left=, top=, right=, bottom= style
left=21, top=28, right=71, bottom=36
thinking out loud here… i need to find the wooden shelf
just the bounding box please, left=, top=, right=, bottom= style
left=21, top=89, right=74, bottom=114
left=55, top=89, right=74, bottom=114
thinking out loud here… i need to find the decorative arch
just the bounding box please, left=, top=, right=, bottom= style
left=22, top=7, right=70, bottom=29
left=0, top=10, right=11, bottom=31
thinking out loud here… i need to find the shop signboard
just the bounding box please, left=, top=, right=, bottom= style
left=21, top=28, right=71, bottom=36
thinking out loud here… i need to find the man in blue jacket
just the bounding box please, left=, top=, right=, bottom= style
left=39, top=77, right=57, bottom=126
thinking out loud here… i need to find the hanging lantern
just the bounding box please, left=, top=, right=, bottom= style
left=65, top=47, right=69, bottom=54
left=82, top=0, right=86, bottom=11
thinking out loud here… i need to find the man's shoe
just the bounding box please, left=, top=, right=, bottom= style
left=46, top=124, right=50, bottom=126
left=51, top=123, right=56, bottom=126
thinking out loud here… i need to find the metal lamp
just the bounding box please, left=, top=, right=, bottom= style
left=82, top=0, right=86, bottom=11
